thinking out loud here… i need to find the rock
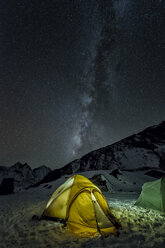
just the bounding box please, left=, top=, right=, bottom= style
left=90, top=174, right=108, bottom=192
left=110, top=169, right=122, bottom=179
left=0, top=178, right=14, bottom=195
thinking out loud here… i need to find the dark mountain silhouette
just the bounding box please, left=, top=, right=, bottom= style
left=0, top=162, right=51, bottom=192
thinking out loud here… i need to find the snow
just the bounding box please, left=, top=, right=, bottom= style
left=0, top=171, right=165, bottom=248
left=115, top=147, right=160, bottom=169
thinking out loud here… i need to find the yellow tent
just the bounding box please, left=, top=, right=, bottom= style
left=42, top=175, right=120, bottom=237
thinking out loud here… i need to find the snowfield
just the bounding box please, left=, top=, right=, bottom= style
left=0, top=171, right=165, bottom=248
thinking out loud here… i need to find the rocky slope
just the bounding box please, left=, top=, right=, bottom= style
left=39, top=121, right=165, bottom=184
left=0, top=162, right=51, bottom=193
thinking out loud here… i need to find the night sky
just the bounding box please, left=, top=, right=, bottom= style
left=0, top=0, right=164, bottom=169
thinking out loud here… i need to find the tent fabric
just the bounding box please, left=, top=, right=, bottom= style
left=42, top=174, right=119, bottom=237
left=135, top=177, right=165, bottom=212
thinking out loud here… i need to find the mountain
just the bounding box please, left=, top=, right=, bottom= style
left=0, top=162, right=51, bottom=193
left=39, top=121, right=165, bottom=184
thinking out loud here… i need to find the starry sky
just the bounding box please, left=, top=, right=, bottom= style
left=0, top=0, right=164, bottom=169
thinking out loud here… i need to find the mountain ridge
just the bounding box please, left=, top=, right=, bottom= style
left=38, top=121, right=165, bottom=184
left=0, top=162, right=51, bottom=193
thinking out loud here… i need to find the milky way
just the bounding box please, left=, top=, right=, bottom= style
left=0, top=0, right=164, bottom=168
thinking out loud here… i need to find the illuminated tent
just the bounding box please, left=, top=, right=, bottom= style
left=135, top=177, right=165, bottom=212
left=42, top=174, right=120, bottom=237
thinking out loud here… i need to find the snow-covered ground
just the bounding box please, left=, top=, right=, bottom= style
left=0, top=171, right=165, bottom=248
